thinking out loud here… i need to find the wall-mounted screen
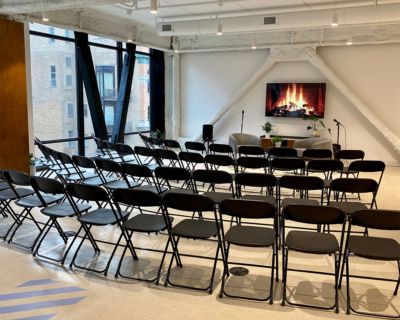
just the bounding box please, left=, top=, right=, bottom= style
left=265, top=83, right=326, bottom=118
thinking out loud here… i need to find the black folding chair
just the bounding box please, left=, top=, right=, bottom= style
left=134, top=146, right=162, bottom=171
left=238, top=146, right=265, bottom=158
left=339, top=209, right=400, bottom=318
left=235, top=172, right=277, bottom=206
left=121, top=163, right=167, bottom=195
left=163, top=193, right=224, bottom=294
left=185, top=141, right=207, bottom=154
left=282, top=205, right=346, bottom=313
left=205, top=154, right=236, bottom=185
left=236, top=156, right=269, bottom=173
left=72, top=155, right=116, bottom=186
left=155, top=149, right=181, bottom=168
left=348, top=160, right=385, bottom=208
left=270, top=158, right=305, bottom=176
left=154, top=167, right=195, bottom=197
left=115, top=143, right=139, bottom=164
left=66, top=183, right=132, bottom=276
left=150, top=137, right=164, bottom=150
left=139, top=132, right=152, bottom=149
left=302, top=149, right=333, bottom=160
left=113, top=188, right=179, bottom=283
left=219, top=199, right=278, bottom=302
left=327, top=178, right=377, bottom=216
left=209, top=144, right=234, bottom=157
left=163, top=139, right=182, bottom=152
left=306, top=159, right=344, bottom=186
left=267, top=147, right=298, bottom=160
left=179, top=151, right=207, bottom=172
left=2, top=170, right=63, bottom=250
left=335, top=150, right=365, bottom=175
left=29, top=177, right=92, bottom=263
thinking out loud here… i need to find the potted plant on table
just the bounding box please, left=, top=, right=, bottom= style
left=29, top=153, right=36, bottom=176
left=304, top=115, right=331, bottom=137
left=150, top=128, right=166, bottom=142
left=261, top=122, right=274, bottom=139
left=271, top=136, right=283, bottom=147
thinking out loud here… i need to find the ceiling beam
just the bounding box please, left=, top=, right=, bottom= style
left=0, top=0, right=147, bottom=15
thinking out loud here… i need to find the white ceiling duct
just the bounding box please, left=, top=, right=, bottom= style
left=156, top=3, right=400, bottom=36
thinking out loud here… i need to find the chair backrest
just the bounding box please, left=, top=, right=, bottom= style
left=279, top=175, right=324, bottom=191
left=72, top=155, right=97, bottom=169
left=103, top=140, right=116, bottom=151
left=237, top=156, right=269, bottom=170
left=307, top=159, right=343, bottom=173
left=163, top=193, right=214, bottom=212
left=193, top=169, right=232, bottom=184
left=209, top=143, right=233, bottom=155
left=269, top=147, right=297, bottom=158
left=113, top=188, right=161, bottom=207
left=330, top=178, right=378, bottom=193
left=155, top=149, right=179, bottom=161
left=163, top=139, right=181, bottom=150
left=179, top=151, right=205, bottom=164
left=57, top=152, right=74, bottom=165
left=134, top=146, right=156, bottom=158
left=155, top=166, right=192, bottom=182
left=205, top=154, right=234, bottom=168
left=95, top=158, right=121, bottom=174
left=302, top=149, right=332, bottom=159
left=283, top=205, right=345, bottom=225
left=235, top=172, right=277, bottom=188
left=271, top=158, right=305, bottom=171
left=150, top=137, right=163, bottom=147
left=2, top=170, right=30, bottom=186
left=66, top=183, right=108, bottom=202
left=121, top=163, right=153, bottom=178
left=348, top=160, right=385, bottom=173
left=29, top=176, right=65, bottom=195
left=139, top=132, right=152, bottom=148
left=115, top=143, right=135, bottom=156
left=185, top=141, right=207, bottom=153
left=238, top=146, right=265, bottom=156
left=220, top=199, right=276, bottom=220
left=336, top=150, right=365, bottom=160
left=351, top=209, right=400, bottom=230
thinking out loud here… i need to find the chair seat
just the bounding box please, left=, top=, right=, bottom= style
left=286, top=231, right=339, bottom=254
left=328, top=201, right=368, bottom=215
left=0, top=188, right=35, bottom=201
left=65, top=172, right=97, bottom=181
left=15, top=194, right=63, bottom=208
left=81, top=176, right=116, bottom=186
left=241, top=195, right=276, bottom=207
left=135, top=185, right=167, bottom=194
left=171, top=219, right=218, bottom=239
left=104, top=180, right=140, bottom=190
left=348, top=236, right=400, bottom=261
left=0, top=182, right=9, bottom=191
left=41, top=202, right=91, bottom=218
left=281, top=198, right=320, bottom=208
left=225, top=226, right=275, bottom=247
left=122, top=214, right=173, bottom=233
left=202, top=192, right=234, bottom=204
left=78, top=208, right=129, bottom=226
left=147, top=164, right=161, bottom=171
left=162, top=188, right=195, bottom=197
left=56, top=168, right=80, bottom=176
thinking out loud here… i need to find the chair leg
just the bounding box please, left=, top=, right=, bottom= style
left=270, top=245, right=276, bottom=304
left=334, top=253, right=339, bottom=313
left=346, top=252, right=351, bottom=314
left=164, top=236, right=181, bottom=287
left=338, top=249, right=347, bottom=289
left=282, top=248, right=289, bottom=306
left=394, top=261, right=400, bottom=296
left=32, top=218, right=53, bottom=257
left=208, top=243, right=221, bottom=294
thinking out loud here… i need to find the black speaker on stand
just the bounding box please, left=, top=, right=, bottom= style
left=202, top=124, right=215, bottom=152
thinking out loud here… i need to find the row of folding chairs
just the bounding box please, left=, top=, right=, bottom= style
left=0, top=169, right=398, bottom=317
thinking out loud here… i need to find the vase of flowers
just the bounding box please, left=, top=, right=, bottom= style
left=261, top=122, right=274, bottom=139
left=271, top=136, right=283, bottom=147
left=304, top=115, right=331, bottom=137
left=29, top=153, right=36, bottom=176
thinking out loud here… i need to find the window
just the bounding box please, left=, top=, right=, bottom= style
left=66, top=75, right=72, bottom=86
left=66, top=57, right=72, bottom=67
left=68, top=103, right=74, bottom=117
left=50, top=66, right=56, bottom=87
left=85, top=134, right=89, bottom=147
left=68, top=131, right=74, bottom=148
left=84, top=104, right=88, bottom=117
left=95, top=65, right=116, bottom=98
left=49, top=27, right=55, bottom=42
left=65, top=30, right=71, bottom=37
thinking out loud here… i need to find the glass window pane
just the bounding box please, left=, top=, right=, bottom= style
left=30, top=34, right=78, bottom=157
left=30, top=23, right=74, bottom=39
left=88, top=35, right=116, bottom=46
left=123, top=43, right=150, bottom=53
left=125, top=54, right=150, bottom=133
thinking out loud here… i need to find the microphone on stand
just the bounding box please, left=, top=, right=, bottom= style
left=334, top=119, right=343, bottom=126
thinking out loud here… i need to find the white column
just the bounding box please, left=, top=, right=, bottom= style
left=172, top=52, right=181, bottom=140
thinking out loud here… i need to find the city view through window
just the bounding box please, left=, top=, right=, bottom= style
left=30, top=23, right=151, bottom=159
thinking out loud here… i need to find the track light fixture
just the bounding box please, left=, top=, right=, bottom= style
left=150, top=0, right=157, bottom=14
left=42, top=11, right=49, bottom=21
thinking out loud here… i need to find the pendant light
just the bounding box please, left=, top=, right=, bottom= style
left=127, top=10, right=133, bottom=42
left=217, top=3, right=223, bottom=35
left=252, top=33, right=257, bottom=49
left=42, top=11, right=49, bottom=21
left=150, top=0, right=157, bottom=14
left=347, top=34, right=353, bottom=45
left=331, top=0, right=338, bottom=26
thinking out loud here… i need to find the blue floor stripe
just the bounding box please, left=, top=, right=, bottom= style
left=14, top=313, right=58, bottom=320
left=0, top=287, right=85, bottom=302
left=0, top=297, right=86, bottom=315
left=18, top=280, right=59, bottom=288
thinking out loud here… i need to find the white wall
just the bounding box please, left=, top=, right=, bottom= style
left=180, top=44, right=400, bottom=165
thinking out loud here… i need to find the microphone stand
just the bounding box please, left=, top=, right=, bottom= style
left=241, top=111, right=244, bottom=133
left=336, top=122, right=340, bottom=146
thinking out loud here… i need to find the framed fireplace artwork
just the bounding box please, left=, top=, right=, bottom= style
left=265, top=83, right=326, bottom=118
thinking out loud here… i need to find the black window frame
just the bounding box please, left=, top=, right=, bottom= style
left=29, top=27, right=153, bottom=156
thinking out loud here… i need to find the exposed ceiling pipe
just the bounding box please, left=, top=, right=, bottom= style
left=374, top=0, right=379, bottom=11
left=155, top=3, right=400, bottom=36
